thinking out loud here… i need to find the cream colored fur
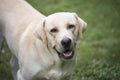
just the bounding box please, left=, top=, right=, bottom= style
left=0, top=0, right=87, bottom=80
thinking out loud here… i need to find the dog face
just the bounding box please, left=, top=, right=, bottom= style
left=35, top=12, right=87, bottom=60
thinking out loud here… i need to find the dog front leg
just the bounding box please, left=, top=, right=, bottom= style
left=17, top=70, right=25, bottom=80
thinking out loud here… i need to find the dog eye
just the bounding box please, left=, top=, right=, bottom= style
left=67, top=24, right=75, bottom=29
left=50, top=28, right=58, bottom=33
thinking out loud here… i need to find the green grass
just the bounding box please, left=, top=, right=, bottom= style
left=0, top=0, right=120, bottom=80
left=0, top=42, right=12, bottom=80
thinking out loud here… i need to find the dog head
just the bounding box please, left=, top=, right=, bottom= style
left=35, top=12, right=87, bottom=60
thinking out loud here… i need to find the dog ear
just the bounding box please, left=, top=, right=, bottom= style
left=34, top=19, right=47, bottom=44
left=74, top=13, right=87, bottom=39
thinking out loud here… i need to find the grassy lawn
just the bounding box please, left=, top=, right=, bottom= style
left=0, top=0, right=120, bottom=80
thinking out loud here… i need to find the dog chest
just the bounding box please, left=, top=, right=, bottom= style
left=31, top=65, right=62, bottom=80
left=33, top=61, right=73, bottom=80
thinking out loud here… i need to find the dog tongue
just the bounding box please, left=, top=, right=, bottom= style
left=63, top=50, right=72, bottom=57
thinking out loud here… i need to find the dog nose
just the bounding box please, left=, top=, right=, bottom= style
left=61, top=37, right=71, bottom=49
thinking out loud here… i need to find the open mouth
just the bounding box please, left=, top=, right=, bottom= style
left=54, top=47, right=74, bottom=59
left=62, top=50, right=74, bottom=59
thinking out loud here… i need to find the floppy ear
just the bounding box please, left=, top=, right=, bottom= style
left=74, top=13, right=87, bottom=39
left=34, top=19, right=47, bottom=44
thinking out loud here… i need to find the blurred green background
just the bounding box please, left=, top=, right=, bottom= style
left=0, top=0, right=120, bottom=80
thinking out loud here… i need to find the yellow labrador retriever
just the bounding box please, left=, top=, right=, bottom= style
left=0, top=0, right=87, bottom=80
